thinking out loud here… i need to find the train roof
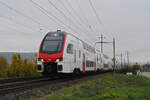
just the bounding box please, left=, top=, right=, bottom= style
left=47, top=30, right=67, bottom=35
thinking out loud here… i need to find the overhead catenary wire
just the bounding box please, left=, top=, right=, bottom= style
left=47, top=0, right=93, bottom=41
left=0, top=17, right=36, bottom=35
left=76, top=0, right=97, bottom=35
left=0, top=0, right=113, bottom=47
left=58, top=0, right=96, bottom=41
left=0, top=0, right=89, bottom=41
left=65, top=0, right=89, bottom=28
left=47, top=0, right=85, bottom=32
left=59, top=0, right=93, bottom=34
left=30, top=0, right=65, bottom=29
left=88, top=0, right=103, bottom=26
left=64, top=0, right=95, bottom=34
left=0, top=23, right=34, bottom=35
left=88, top=0, right=112, bottom=40
left=0, top=1, right=50, bottom=31
left=66, top=0, right=94, bottom=35
left=30, top=0, right=92, bottom=44
left=30, top=0, right=78, bottom=33
left=0, top=16, right=39, bottom=32
left=0, top=0, right=120, bottom=57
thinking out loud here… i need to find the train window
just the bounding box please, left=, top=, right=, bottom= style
left=103, top=54, right=109, bottom=59
left=67, top=44, right=73, bottom=54
left=82, top=42, right=95, bottom=53
left=86, top=60, right=94, bottom=67
left=104, top=64, right=109, bottom=68
left=40, top=33, right=65, bottom=54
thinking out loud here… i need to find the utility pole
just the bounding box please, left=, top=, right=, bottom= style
left=95, top=36, right=116, bottom=70
left=98, top=34, right=105, bottom=53
left=113, top=38, right=116, bottom=69
left=127, top=51, right=130, bottom=66
left=121, top=52, right=123, bottom=68
left=124, top=54, right=126, bottom=67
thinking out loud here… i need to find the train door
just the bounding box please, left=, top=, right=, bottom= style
left=77, top=40, right=82, bottom=70
left=65, top=43, right=74, bottom=72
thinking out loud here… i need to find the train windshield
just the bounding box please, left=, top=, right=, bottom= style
left=40, top=33, right=65, bottom=54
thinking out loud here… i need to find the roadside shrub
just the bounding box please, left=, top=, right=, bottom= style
left=1, top=53, right=40, bottom=78
left=115, top=64, right=141, bottom=75
left=0, top=56, right=9, bottom=78
left=127, top=64, right=141, bottom=74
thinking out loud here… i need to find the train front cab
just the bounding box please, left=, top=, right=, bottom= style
left=37, top=31, right=67, bottom=75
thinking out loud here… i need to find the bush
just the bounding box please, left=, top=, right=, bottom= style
left=115, top=64, right=141, bottom=75
left=0, top=56, right=9, bottom=78
left=127, top=65, right=141, bottom=74
left=0, top=53, right=40, bottom=78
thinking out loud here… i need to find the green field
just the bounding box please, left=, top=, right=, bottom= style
left=31, top=74, right=150, bottom=100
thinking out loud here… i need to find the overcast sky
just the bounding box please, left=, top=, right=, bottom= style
left=0, top=0, right=150, bottom=63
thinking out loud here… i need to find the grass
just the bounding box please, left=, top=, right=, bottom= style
left=31, top=74, right=150, bottom=100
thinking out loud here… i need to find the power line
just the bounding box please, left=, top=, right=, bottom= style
left=30, top=0, right=92, bottom=44
left=30, top=0, right=75, bottom=31
left=65, top=0, right=99, bottom=44
left=65, top=0, right=94, bottom=34
left=47, top=0, right=84, bottom=32
left=127, top=51, right=130, bottom=66
left=30, top=0, right=86, bottom=36
left=0, top=1, right=50, bottom=30
left=59, top=0, right=94, bottom=35
left=76, top=0, right=97, bottom=34
left=58, top=0, right=96, bottom=42
left=47, top=0, right=92, bottom=39
left=65, top=0, right=86, bottom=25
left=68, top=0, right=98, bottom=40
left=0, top=24, right=34, bottom=35
left=0, top=17, right=38, bottom=34
left=0, top=0, right=83, bottom=37
left=88, top=0, right=103, bottom=26
left=88, top=0, right=112, bottom=40
left=0, top=16, right=39, bottom=32
left=30, top=0, right=64, bottom=28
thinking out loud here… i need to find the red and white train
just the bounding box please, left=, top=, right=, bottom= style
left=37, top=30, right=113, bottom=76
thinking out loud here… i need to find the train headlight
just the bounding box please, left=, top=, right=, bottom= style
left=38, top=58, right=44, bottom=62
left=56, top=58, right=63, bottom=62
left=56, top=59, right=60, bottom=62
left=41, top=59, right=44, bottom=62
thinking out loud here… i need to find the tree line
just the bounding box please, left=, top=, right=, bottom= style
left=0, top=53, right=40, bottom=78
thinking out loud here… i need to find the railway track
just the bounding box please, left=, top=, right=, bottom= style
left=0, top=72, right=111, bottom=100
left=0, top=74, right=78, bottom=96
left=0, top=76, right=59, bottom=96
left=0, top=76, right=45, bottom=84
